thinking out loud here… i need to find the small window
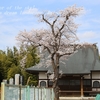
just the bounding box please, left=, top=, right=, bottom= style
left=93, top=81, right=100, bottom=88
left=40, top=81, right=46, bottom=87
left=70, top=80, right=75, bottom=85
left=49, top=81, right=53, bottom=85
left=83, top=80, right=91, bottom=85
left=75, top=80, right=80, bottom=85
left=59, top=80, right=63, bottom=85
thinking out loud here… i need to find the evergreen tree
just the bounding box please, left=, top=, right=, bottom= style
left=0, top=46, right=39, bottom=85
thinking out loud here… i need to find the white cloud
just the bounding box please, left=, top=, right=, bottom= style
left=77, top=31, right=99, bottom=45
left=21, top=7, right=41, bottom=15
left=77, top=31, right=100, bottom=52
left=91, top=19, right=100, bottom=24
left=0, top=13, right=45, bottom=50
left=78, top=31, right=96, bottom=39
left=0, top=32, right=16, bottom=50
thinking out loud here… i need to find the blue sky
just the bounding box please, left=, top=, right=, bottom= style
left=0, top=0, right=100, bottom=52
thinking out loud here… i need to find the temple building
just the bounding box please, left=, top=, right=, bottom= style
left=26, top=45, right=100, bottom=97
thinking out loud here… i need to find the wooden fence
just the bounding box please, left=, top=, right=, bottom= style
left=1, top=82, right=54, bottom=100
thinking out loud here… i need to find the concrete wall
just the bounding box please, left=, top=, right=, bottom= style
left=92, top=72, right=100, bottom=91
left=84, top=74, right=91, bottom=79
left=39, top=72, right=47, bottom=79
left=38, top=72, right=48, bottom=87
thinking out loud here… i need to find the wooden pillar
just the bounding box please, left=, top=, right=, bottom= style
left=80, top=76, right=83, bottom=97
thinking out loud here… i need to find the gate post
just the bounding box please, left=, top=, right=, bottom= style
left=1, top=82, right=5, bottom=100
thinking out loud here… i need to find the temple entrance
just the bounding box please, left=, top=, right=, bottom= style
left=48, top=75, right=93, bottom=96
left=58, top=76, right=81, bottom=91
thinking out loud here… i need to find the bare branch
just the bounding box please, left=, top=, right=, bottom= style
left=42, top=14, right=51, bottom=26
left=52, top=15, right=59, bottom=26
left=59, top=14, right=69, bottom=32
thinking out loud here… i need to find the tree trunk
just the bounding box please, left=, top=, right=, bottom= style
left=53, top=66, right=59, bottom=100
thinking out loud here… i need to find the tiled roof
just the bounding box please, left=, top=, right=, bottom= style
left=26, top=46, right=100, bottom=74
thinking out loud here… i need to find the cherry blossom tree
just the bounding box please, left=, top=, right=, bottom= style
left=16, top=5, right=93, bottom=100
